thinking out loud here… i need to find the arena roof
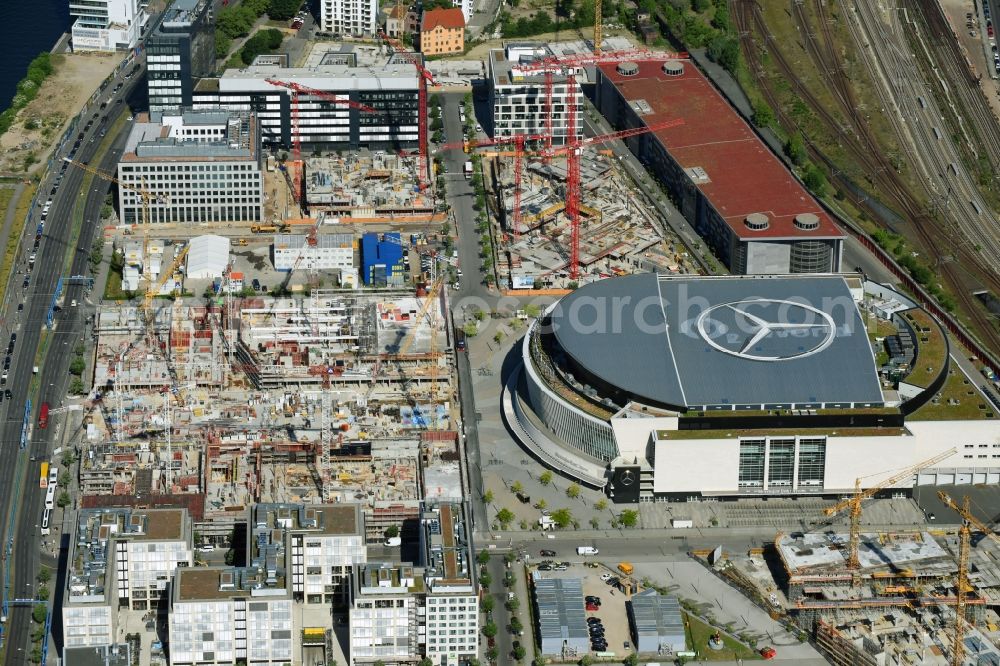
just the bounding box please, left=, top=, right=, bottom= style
left=549, top=274, right=883, bottom=409
left=596, top=60, right=843, bottom=242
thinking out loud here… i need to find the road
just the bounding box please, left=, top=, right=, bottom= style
left=0, top=58, right=145, bottom=663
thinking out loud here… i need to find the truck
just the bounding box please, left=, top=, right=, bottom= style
left=463, top=161, right=473, bottom=180
left=251, top=224, right=279, bottom=234
left=38, top=402, right=50, bottom=430
left=577, top=546, right=599, bottom=556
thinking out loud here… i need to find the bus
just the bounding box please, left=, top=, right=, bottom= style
left=39, top=462, right=49, bottom=488
left=44, top=484, right=56, bottom=511
left=38, top=402, right=50, bottom=430
left=40, top=509, right=50, bottom=536
left=48, top=466, right=57, bottom=488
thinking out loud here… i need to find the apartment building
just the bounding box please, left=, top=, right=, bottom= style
left=419, top=8, right=465, bottom=57
left=320, top=0, right=378, bottom=36
left=253, top=503, right=367, bottom=604
left=349, top=564, right=423, bottom=665
left=146, top=0, right=215, bottom=112
left=116, top=110, right=263, bottom=225
left=70, top=0, right=147, bottom=51
left=273, top=233, right=356, bottom=273
left=192, top=55, right=419, bottom=151
left=488, top=43, right=584, bottom=146
left=63, top=509, right=192, bottom=652
left=385, top=5, right=418, bottom=38
left=422, top=504, right=478, bottom=666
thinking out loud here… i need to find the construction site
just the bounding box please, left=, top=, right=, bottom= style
left=491, top=151, right=697, bottom=288
left=80, top=280, right=456, bottom=541
left=697, top=454, right=1000, bottom=666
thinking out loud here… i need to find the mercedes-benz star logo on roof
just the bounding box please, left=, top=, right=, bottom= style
left=695, top=298, right=837, bottom=362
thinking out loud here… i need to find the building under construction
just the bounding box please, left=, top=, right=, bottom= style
left=491, top=152, right=697, bottom=288
left=304, top=152, right=435, bottom=222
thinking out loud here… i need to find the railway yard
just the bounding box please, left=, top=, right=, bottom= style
left=734, top=0, right=1000, bottom=359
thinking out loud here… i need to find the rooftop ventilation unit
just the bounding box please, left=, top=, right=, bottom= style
left=617, top=61, right=639, bottom=76
left=662, top=61, right=685, bottom=76
left=744, top=213, right=770, bottom=231
left=794, top=213, right=820, bottom=231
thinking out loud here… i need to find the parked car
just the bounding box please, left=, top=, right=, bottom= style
left=760, top=647, right=777, bottom=660
left=539, top=549, right=556, bottom=557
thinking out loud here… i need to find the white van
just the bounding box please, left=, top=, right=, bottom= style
left=577, top=546, right=599, bottom=555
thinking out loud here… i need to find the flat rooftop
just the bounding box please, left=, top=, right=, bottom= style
left=176, top=567, right=290, bottom=601
left=597, top=60, right=844, bottom=242
left=777, top=531, right=949, bottom=574
left=549, top=274, right=884, bottom=410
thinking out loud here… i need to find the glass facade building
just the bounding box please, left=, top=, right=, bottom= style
left=146, top=0, right=215, bottom=112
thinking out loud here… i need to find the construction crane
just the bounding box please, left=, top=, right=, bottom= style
left=594, top=0, right=602, bottom=53
left=143, top=245, right=191, bottom=407
left=444, top=133, right=547, bottom=238
left=379, top=32, right=438, bottom=190
left=823, top=447, right=957, bottom=576
left=454, top=119, right=684, bottom=276
left=937, top=492, right=1000, bottom=666
left=63, top=157, right=167, bottom=226
left=264, top=79, right=378, bottom=161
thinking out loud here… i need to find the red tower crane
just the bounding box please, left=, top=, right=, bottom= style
left=443, top=133, right=547, bottom=238
left=379, top=33, right=438, bottom=191
left=265, top=78, right=378, bottom=160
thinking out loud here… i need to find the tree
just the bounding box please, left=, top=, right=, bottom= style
left=496, top=508, right=515, bottom=526
left=539, top=470, right=553, bottom=486
left=511, top=480, right=524, bottom=494
left=512, top=644, right=527, bottom=661
left=595, top=498, right=608, bottom=511
left=69, top=356, right=86, bottom=375
left=504, top=552, right=516, bottom=564
left=483, top=490, right=495, bottom=504
left=481, top=595, right=495, bottom=613
left=618, top=509, right=639, bottom=528
left=550, top=508, right=573, bottom=529
left=69, top=378, right=85, bottom=395
left=580, top=656, right=595, bottom=666
left=486, top=646, right=499, bottom=661
left=785, top=132, right=807, bottom=166
left=384, top=525, right=399, bottom=539
left=57, top=490, right=71, bottom=509
left=566, top=483, right=580, bottom=499
left=802, top=163, right=829, bottom=197
left=509, top=616, right=523, bottom=633
left=36, top=586, right=49, bottom=601
left=477, top=550, right=491, bottom=565
left=418, top=659, right=434, bottom=666
left=32, top=604, right=46, bottom=624
left=623, top=654, right=638, bottom=666
left=269, top=0, right=304, bottom=20
left=36, top=567, right=51, bottom=584
left=535, top=498, right=547, bottom=510
left=707, top=34, right=739, bottom=74
left=215, top=32, right=232, bottom=59
left=482, top=621, right=498, bottom=638
left=59, top=470, right=71, bottom=487
left=524, top=304, right=541, bottom=318
left=479, top=571, right=492, bottom=587
left=505, top=596, right=520, bottom=612
left=751, top=99, right=775, bottom=128
left=590, top=518, right=600, bottom=528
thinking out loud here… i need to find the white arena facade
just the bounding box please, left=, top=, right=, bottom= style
left=503, top=274, right=1000, bottom=503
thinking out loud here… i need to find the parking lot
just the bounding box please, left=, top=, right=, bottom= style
left=532, top=560, right=636, bottom=658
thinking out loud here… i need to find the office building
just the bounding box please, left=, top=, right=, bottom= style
left=62, top=509, right=192, bottom=651
left=146, top=0, right=215, bottom=112
left=70, top=0, right=146, bottom=52
left=320, top=0, right=378, bottom=36
left=273, top=233, right=355, bottom=273
left=349, top=563, right=423, bottom=665
left=595, top=59, right=844, bottom=274
left=252, top=503, right=367, bottom=604
left=488, top=43, right=584, bottom=146
left=419, top=8, right=465, bottom=56
left=192, top=55, right=419, bottom=151
left=422, top=503, right=478, bottom=665
left=360, top=232, right=405, bottom=286
left=506, top=273, right=992, bottom=500
left=117, top=110, right=263, bottom=225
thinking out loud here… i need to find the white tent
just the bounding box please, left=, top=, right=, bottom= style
left=185, top=235, right=230, bottom=279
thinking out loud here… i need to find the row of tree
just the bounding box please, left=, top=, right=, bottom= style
left=0, top=52, right=56, bottom=137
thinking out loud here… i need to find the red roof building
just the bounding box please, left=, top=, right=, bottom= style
left=419, top=7, right=465, bottom=56
left=595, top=60, right=844, bottom=274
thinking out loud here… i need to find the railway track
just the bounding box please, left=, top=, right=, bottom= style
left=908, top=0, right=1000, bottom=167
left=731, top=0, right=1000, bottom=357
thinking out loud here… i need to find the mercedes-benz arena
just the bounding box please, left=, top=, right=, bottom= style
left=502, top=274, right=997, bottom=503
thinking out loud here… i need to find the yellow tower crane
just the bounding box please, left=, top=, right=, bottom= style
left=62, top=157, right=167, bottom=226
left=937, top=491, right=1000, bottom=666
left=824, top=447, right=957, bottom=579
left=594, top=0, right=602, bottom=53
